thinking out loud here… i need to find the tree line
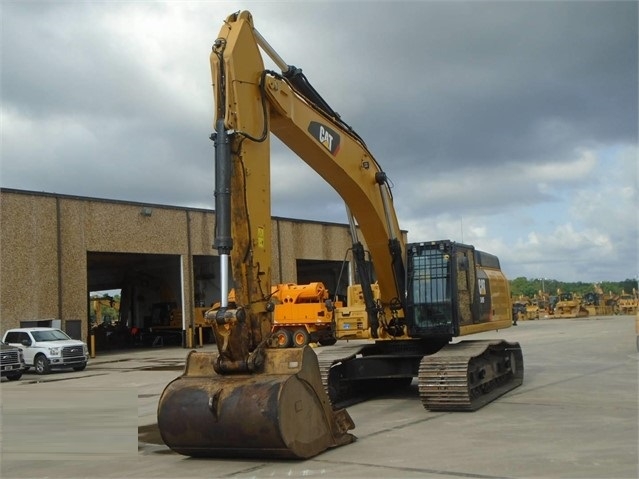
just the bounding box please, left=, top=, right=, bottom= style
left=509, top=277, right=638, bottom=299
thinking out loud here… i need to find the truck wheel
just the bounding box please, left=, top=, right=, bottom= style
left=6, top=371, right=22, bottom=381
left=34, top=355, right=51, bottom=375
left=73, top=363, right=87, bottom=371
left=292, top=329, right=310, bottom=348
left=318, top=336, right=337, bottom=346
left=273, top=329, right=292, bottom=348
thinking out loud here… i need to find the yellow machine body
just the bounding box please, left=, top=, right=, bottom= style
left=554, top=292, right=589, bottom=318
left=158, top=10, right=523, bottom=458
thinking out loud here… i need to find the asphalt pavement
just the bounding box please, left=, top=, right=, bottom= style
left=1, top=315, right=637, bottom=479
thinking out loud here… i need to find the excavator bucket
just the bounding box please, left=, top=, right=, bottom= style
left=157, top=346, right=355, bottom=459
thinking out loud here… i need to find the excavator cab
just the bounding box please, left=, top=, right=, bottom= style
left=406, top=240, right=513, bottom=337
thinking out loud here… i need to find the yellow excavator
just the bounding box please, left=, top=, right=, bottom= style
left=157, top=11, right=523, bottom=459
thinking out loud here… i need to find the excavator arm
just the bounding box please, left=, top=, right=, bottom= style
left=207, top=12, right=273, bottom=372
left=156, top=11, right=360, bottom=459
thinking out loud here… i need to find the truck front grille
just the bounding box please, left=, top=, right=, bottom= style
left=1, top=350, right=19, bottom=364
left=62, top=346, right=85, bottom=359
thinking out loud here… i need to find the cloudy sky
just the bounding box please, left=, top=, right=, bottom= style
left=2, top=1, right=637, bottom=283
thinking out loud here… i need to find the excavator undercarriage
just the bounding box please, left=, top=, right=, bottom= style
left=317, top=339, right=523, bottom=411
left=419, top=340, right=524, bottom=411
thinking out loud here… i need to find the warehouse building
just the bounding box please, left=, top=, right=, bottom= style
left=1, top=188, right=373, bottom=351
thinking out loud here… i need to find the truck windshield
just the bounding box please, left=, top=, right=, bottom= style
left=32, top=330, right=71, bottom=342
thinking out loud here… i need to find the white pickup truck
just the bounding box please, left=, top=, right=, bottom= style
left=2, top=327, right=89, bottom=374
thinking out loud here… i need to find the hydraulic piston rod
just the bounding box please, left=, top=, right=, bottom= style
left=213, top=118, right=233, bottom=308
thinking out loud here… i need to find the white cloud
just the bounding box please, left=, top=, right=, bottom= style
left=1, top=1, right=636, bottom=284
left=396, top=146, right=636, bottom=282
left=496, top=146, right=637, bottom=281
left=523, top=149, right=598, bottom=183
